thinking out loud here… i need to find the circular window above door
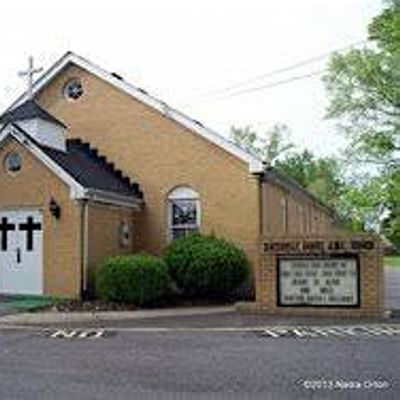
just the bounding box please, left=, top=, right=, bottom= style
left=4, top=152, right=22, bottom=174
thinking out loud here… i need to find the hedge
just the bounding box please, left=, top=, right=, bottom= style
left=164, top=234, right=250, bottom=297
left=95, top=253, right=170, bottom=306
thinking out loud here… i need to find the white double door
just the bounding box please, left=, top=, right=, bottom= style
left=0, top=209, right=43, bottom=295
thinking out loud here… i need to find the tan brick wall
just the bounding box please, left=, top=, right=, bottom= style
left=0, top=138, right=82, bottom=298
left=36, top=66, right=261, bottom=273
left=261, top=180, right=337, bottom=237
left=256, top=235, right=384, bottom=317
left=86, top=202, right=138, bottom=284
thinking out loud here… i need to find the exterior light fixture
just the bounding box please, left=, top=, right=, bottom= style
left=49, top=198, right=61, bottom=219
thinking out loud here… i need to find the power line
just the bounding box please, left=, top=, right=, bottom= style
left=218, top=68, right=328, bottom=99
left=205, top=40, right=366, bottom=97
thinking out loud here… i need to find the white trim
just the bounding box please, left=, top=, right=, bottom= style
left=168, top=186, right=200, bottom=201
left=8, top=52, right=263, bottom=173
left=84, top=188, right=142, bottom=209
left=0, top=124, right=142, bottom=209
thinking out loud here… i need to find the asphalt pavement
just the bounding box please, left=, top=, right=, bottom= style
left=0, top=327, right=398, bottom=399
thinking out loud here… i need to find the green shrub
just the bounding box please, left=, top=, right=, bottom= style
left=95, top=253, right=171, bottom=306
left=164, top=234, right=250, bottom=297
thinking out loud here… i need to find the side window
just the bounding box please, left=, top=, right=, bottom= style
left=167, top=187, right=200, bottom=241
left=298, top=204, right=304, bottom=234
left=281, top=197, right=288, bottom=234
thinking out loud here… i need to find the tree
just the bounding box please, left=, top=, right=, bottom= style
left=231, top=125, right=344, bottom=208
left=324, top=0, right=400, bottom=248
left=275, top=151, right=343, bottom=207
left=381, top=168, right=400, bottom=248
left=324, top=1, right=400, bottom=167
left=230, top=123, right=293, bottom=165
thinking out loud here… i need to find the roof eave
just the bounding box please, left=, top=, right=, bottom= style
left=81, top=188, right=143, bottom=210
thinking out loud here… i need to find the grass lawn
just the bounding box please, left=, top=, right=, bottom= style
left=0, top=295, right=65, bottom=312
left=385, top=256, right=400, bottom=267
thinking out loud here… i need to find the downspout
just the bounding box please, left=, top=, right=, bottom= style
left=258, top=173, right=264, bottom=238
left=257, top=172, right=264, bottom=303
left=254, top=167, right=266, bottom=304
left=80, top=199, right=89, bottom=299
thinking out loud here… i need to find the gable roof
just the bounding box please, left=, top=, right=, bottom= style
left=0, top=99, right=66, bottom=128
left=7, top=52, right=263, bottom=173
left=0, top=123, right=143, bottom=208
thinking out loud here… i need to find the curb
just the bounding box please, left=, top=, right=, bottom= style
left=0, top=306, right=234, bottom=326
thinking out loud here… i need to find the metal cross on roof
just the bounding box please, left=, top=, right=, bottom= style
left=18, top=56, right=43, bottom=99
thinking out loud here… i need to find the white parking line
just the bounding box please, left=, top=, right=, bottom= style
left=1, top=323, right=400, bottom=338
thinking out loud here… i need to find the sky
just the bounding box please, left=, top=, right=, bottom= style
left=0, top=0, right=383, bottom=157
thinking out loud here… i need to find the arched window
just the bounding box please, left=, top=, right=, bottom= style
left=167, top=186, right=201, bottom=241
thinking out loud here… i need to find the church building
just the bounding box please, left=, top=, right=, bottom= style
left=0, top=52, right=339, bottom=298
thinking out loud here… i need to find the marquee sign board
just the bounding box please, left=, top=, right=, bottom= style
left=277, top=256, right=360, bottom=307
left=257, top=236, right=382, bottom=316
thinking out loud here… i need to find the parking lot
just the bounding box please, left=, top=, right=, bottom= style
left=0, top=326, right=398, bottom=400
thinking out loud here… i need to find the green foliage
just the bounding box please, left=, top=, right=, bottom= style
left=275, top=150, right=343, bottom=206
left=323, top=1, right=400, bottom=247
left=323, top=2, right=400, bottom=167
left=164, top=234, right=250, bottom=297
left=381, top=169, right=400, bottom=249
left=336, top=175, right=387, bottom=231
left=230, top=123, right=293, bottom=164
left=385, top=256, right=400, bottom=267
left=95, top=253, right=171, bottom=306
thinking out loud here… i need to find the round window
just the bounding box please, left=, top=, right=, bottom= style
left=63, top=79, right=84, bottom=101
left=4, top=152, right=22, bottom=173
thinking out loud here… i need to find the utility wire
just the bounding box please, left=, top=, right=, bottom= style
left=205, top=40, right=366, bottom=97
left=218, top=68, right=328, bottom=99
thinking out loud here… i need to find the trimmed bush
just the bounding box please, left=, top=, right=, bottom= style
left=164, top=234, right=250, bottom=297
left=95, top=253, right=171, bottom=306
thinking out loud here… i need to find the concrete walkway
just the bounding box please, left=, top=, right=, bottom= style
left=0, top=306, right=234, bottom=326
left=0, top=306, right=396, bottom=329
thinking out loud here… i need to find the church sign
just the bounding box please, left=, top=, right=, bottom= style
left=277, top=256, right=359, bottom=307
left=263, top=238, right=375, bottom=254
left=256, top=235, right=383, bottom=317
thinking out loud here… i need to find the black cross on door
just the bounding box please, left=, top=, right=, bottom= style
left=19, top=216, right=42, bottom=251
left=0, top=217, right=16, bottom=251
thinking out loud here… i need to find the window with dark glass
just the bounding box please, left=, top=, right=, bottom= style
left=63, top=79, right=84, bottom=101
left=168, top=187, right=200, bottom=241
left=4, top=152, right=22, bottom=173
